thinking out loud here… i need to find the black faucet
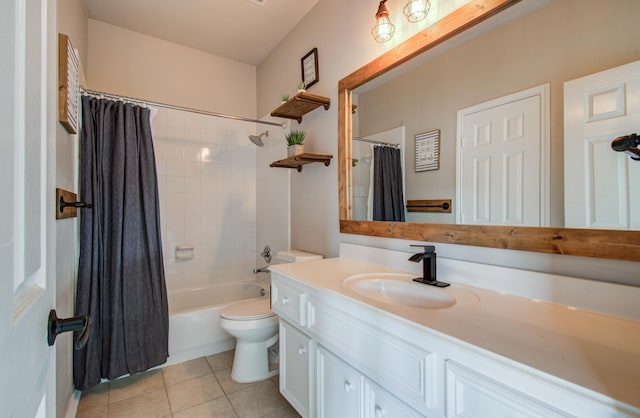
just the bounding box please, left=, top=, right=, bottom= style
left=409, top=245, right=450, bottom=287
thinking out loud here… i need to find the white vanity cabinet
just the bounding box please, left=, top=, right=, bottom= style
left=272, top=275, right=431, bottom=418
left=279, top=319, right=312, bottom=417
left=316, top=345, right=362, bottom=418
left=444, top=360, right=571, bottom=418
left=272, top=279, right=314, bottom=417
left=316, top=344, right=423, bottom=418
left=271, top=271, right=640, bottom=418
left=363, top=377, right=426, bottom=418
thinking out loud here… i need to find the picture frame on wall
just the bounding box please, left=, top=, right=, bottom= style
left=301, top=48, right=319, bottom=89
left=414, top=129, right=440, bottom=172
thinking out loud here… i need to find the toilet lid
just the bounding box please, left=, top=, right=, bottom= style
left=220, top=298, right=275, bottom=320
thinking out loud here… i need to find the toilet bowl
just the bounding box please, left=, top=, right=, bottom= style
left=220, top=249, right=322, bottom=383
left=220, top=298, right=279, bottom=383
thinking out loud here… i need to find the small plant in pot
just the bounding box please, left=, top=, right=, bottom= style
left=280, top=93, right=290, bottom=103
left=297, top=81, right=306, bottom=93
left=286, top=130, right=305, bottom=157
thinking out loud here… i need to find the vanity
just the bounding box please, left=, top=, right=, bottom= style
left=269, top=0, right=640, bottom=415
left=270, top=249, right=640, bottom=418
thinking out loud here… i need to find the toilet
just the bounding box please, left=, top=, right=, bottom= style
left=220, top=249, right=322, bottom=383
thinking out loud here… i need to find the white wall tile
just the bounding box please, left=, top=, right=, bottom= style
left=185, top=161, right=201, bottom=177
left=166, top=159, right=185, bottom=177
left=166, top=176, right=185, bottom=193
left=184, top=142, right=203, bottom=162
left=165, top=139, right=185, bottom=161
left=184, top=176, right=201, bottom=193
left=153, top=107, right=257, bottom=289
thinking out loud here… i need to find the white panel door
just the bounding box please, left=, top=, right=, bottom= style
left=457, top=85, right=549, bottom=226
left=564, top=60, right=640, bottom=229
left=0, top=0, right=57, bottom=416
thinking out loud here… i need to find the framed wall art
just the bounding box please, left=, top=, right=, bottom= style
left=414, top=129, right=440, bottom=172
left=301, top=47, right=319, bottom=89
left=58, top=33, right=80, bottom=134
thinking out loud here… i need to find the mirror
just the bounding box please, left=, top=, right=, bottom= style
left=338, top=0, right=640, bottom=261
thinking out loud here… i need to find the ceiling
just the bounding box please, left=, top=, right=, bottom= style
left=84, top=0, right=320, bottom=66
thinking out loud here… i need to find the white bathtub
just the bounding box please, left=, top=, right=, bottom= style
left=166, top=281, right=267, bottom=366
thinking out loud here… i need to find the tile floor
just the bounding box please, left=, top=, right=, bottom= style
left=76, top=350, right=301, bottom=418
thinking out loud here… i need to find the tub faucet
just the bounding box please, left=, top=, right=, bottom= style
left=409, top=244, right=450, bottom=287
left=253, top=266, right=270, bottom=274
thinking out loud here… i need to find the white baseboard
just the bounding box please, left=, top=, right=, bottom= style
left=64, top=390, right=81, bottom=418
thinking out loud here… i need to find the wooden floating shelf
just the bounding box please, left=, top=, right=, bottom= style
left=270, top=92, right=330, bottom=123
left=270, top=153, right=333, bottom=172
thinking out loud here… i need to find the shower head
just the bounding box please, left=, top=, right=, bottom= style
left=249, top=131, right=268, bottom=147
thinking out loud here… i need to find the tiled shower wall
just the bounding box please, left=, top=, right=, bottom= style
left=152, top=107, right=257, bottom=290
left=256, top=122, right=291, bottom=268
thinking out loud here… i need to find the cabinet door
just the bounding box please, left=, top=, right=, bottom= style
left=364, top=379, right=424, bottom=418
left=445, top=361, right=571, bottom=418
left=317, top=345, right=363, bottom=418
left=280, top=320, right=311, bottom=417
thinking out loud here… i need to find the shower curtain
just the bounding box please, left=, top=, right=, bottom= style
left=74, top=96, right=169, bottom=391
left=372, top=145, right=405, bottom=222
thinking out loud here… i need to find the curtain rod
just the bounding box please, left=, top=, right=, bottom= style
left=353, top=136, right=399, bottom=147
left=81, top=88, right=286, bottom=128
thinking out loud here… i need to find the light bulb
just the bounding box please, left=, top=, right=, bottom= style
left=403, top=0, right=431, bottom=23
left=371, top=0, right=395, bottom=43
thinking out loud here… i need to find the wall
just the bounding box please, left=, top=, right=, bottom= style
left=256, top=119, right=291, bottom=270
left=87, top=19, right=256, bottom=119
left=85, top=18, right=289, bottom=283
left=357, top=0, right=640, bottom=226
left=258, top=0, right=464, bottom=257
left=56, top=1, right=87, bottom=416
left=257, top=0, right=640, bottom=284
left=152, top=107, right=258, bottom=290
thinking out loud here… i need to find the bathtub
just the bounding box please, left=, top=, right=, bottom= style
left=166, top=281, right=267, bottom=366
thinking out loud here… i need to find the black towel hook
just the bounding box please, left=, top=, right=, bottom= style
left=59, top=196, right=93, bottom=213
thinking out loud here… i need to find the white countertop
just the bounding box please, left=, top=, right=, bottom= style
left=270, top=257, right=640, bottom=410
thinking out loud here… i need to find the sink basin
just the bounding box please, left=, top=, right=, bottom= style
left=343, top=273, right=455, bottom=310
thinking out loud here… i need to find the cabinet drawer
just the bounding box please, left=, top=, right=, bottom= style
left=280, top=320, right=311, bottom=417
left=271, top=280, right=307, bottom=326
left=365, top=379, right=424, bottom=418
left=309, top=297, right=436, bottom=413
left=445, top=360, right=571, bottom=418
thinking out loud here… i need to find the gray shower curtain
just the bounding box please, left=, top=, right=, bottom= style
left=372, top=145, right=405, bottom=222
left=74, top=96, right=168, bottom=391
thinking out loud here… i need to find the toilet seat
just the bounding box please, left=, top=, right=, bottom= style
left=220, top=298, right=275, bottom=321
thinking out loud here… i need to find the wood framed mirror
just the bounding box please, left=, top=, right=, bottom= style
left=338, top=0, right=640, bottom=262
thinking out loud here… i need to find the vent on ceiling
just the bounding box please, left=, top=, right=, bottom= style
left=246, top=0, right=266, bottom=5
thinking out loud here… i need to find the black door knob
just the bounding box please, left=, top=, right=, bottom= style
left=47, top=309, right=90, bottom=349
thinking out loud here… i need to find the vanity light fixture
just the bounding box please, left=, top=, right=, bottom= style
left=403, top=0, right=431, bottom=23
left=371, top=0, right=396, bottom=43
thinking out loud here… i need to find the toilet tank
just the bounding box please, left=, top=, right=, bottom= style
left=276, top=250, right=322, bottom=264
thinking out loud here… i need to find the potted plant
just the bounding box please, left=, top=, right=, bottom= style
left=281, top=93, right=290, bottom=103
left=297, top=81, right=306, bottom=93
left=286, top=130, right=305, bottom=157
